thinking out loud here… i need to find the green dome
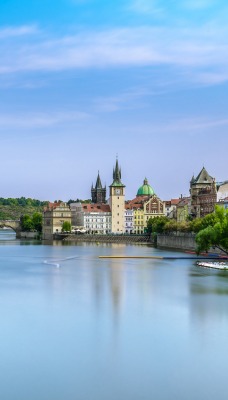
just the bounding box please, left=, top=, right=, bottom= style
left=137, top=178, right=155, bottom=196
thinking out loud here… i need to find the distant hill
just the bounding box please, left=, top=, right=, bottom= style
left=0, top=197, right=48, bottom=220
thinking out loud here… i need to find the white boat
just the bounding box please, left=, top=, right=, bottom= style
left=196, top=261, right=228, bottom=270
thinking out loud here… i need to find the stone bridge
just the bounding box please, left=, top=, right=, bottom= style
left=0, top=220, right=21, bottom=237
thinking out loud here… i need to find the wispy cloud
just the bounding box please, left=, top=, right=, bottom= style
left=182, top=0, right=216, bottom=10
left=0, top=25, right=38, bottom=39
left=128, top=0, right=164, bottom=15
left=0, top=24, right=228, bottom=86
left=148, top=116, right=228, bottom=136
left=0, top=110, right=89, bottom=129
left=93, top=87, right=152, bottom=112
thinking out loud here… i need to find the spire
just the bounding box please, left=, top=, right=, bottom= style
left=110, top=158, right=125, bottom=187
left=113, top=159, right=121, bottom=181
left=95, top=171, right=102, bottom=189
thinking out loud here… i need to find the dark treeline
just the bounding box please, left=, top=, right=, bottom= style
left=0, top=197, right=48, bottom=207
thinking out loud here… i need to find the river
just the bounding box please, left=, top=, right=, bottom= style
left=0, top=229, right=228, bottom=400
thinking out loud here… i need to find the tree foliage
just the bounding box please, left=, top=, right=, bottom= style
left=195, top=206, right=228, bottom=254
left=20, top=212, right=43, bottom=232
left=0, top=197, right=48, bottom=207
left=147, top=216, right=169, bottom=234
left=62, top=221, right=71, bottom=232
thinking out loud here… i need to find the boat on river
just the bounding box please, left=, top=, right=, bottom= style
left=196, top=261, right=228, bottom=270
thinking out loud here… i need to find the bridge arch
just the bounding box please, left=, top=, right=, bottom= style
left=0, top=220, right=21, bottom=234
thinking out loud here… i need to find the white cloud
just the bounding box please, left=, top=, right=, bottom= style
left=0, top=24, right=228, bottom=86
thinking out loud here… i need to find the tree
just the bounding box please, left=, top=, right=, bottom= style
left=20, top=215, right=34, bottom=231
left=196, top=206, right=228, bottom=255
left=147, top=216, right=169, bottom=234
left=62, top=221, right=71, bottom=232
left=32, top=212, right=42, bottom=233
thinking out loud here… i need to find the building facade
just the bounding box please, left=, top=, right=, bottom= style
left=217, top=181, right=228, bottom=201
left=164, top=199, right=180, bottom=219
left=71, top=202, right=111, bottom=234
left=176, top=197, right=190, bottom=222
left=190, top=167, right=217, bottom=218
left=43, top=202, right=72, bottom=240
left=124, top=209, right=134, bottom=234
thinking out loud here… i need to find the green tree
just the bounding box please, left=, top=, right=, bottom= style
left=20, top=215, right=34, bottom=231
left=147, top=216, right=169, bottom=234
left=196, top=206, right=228, bottom=255
left=62, top=221, right=71, bottom=232
left=32, top=212, right=42, bottom=232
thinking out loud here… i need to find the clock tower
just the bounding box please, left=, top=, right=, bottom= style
left=109, top=159, right=125, bottom=233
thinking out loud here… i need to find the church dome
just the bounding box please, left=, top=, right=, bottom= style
left=137, top=178, right=155, bottom=196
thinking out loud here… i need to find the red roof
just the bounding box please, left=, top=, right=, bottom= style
left=44, top=201, right=62, bottom=211
left=82, top=203, right=111, bottom=213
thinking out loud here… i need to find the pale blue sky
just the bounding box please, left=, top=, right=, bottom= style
left=0, top=0, right=227, bottom=201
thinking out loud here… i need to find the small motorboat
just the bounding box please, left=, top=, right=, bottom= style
left=196, top=261, right=228, bottom=270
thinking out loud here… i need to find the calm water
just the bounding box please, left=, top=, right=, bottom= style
left=0, top=230, right=228, bottom=400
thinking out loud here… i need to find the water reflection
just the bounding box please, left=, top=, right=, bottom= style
left=189, top=264, right=228, bottom=330
left=1, top=240, right=228, bottom=400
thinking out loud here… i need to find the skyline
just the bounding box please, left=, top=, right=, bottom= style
left=0, top=0, right=228, bottom=201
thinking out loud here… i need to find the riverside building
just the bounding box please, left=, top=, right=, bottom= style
left=42, top=202, right=72, bottom=240
left=190, top=167, right=217, bottom=218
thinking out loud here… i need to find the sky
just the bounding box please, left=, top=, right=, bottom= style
left=0, top=0, right=228, bottom=201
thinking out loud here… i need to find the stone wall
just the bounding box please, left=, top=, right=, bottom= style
left=157, top=233, right=196, bottom=251
left=54, top=233, right=152, bottom=244
left=20, top=231, right=40, bottom=239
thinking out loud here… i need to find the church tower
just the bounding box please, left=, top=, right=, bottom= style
left=91, top=171, right=106, bottom=203
left=109, top=159, right=125, bottom=233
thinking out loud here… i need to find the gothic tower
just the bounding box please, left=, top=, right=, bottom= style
left=190, top=167, right=217, bottom=218
left=109, top=159, right=125, bottom=233
left=91, top=171, right=106, bottom=203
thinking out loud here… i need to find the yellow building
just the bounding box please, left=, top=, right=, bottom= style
left=134, top=208, right=144, bottom=234
left=176, top=197, right=190, bottom=222
left=126, top=178, right=165, bottom=234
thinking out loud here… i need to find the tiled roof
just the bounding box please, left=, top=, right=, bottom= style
left=44, top=201, right=62, bottom=211
left=125, top=196, right=146, bottom=209
left=177, top=197, right=190, bottom=207
left=171, top=199, right=181, bottom=205
left=164, top=199, right=180, bottom=206
left=82, top=203, right=111, bottom=213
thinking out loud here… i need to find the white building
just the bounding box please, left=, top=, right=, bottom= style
left=124, top=209, right=134, bottom=233
left=217, top=181, right=228, bottom=201
left=70, top=203, right=111, bottom=234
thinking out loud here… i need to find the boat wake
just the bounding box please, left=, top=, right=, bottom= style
left=43, top=255, right=78, bottom=268
left=196, top=261, right=228, bottom=270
